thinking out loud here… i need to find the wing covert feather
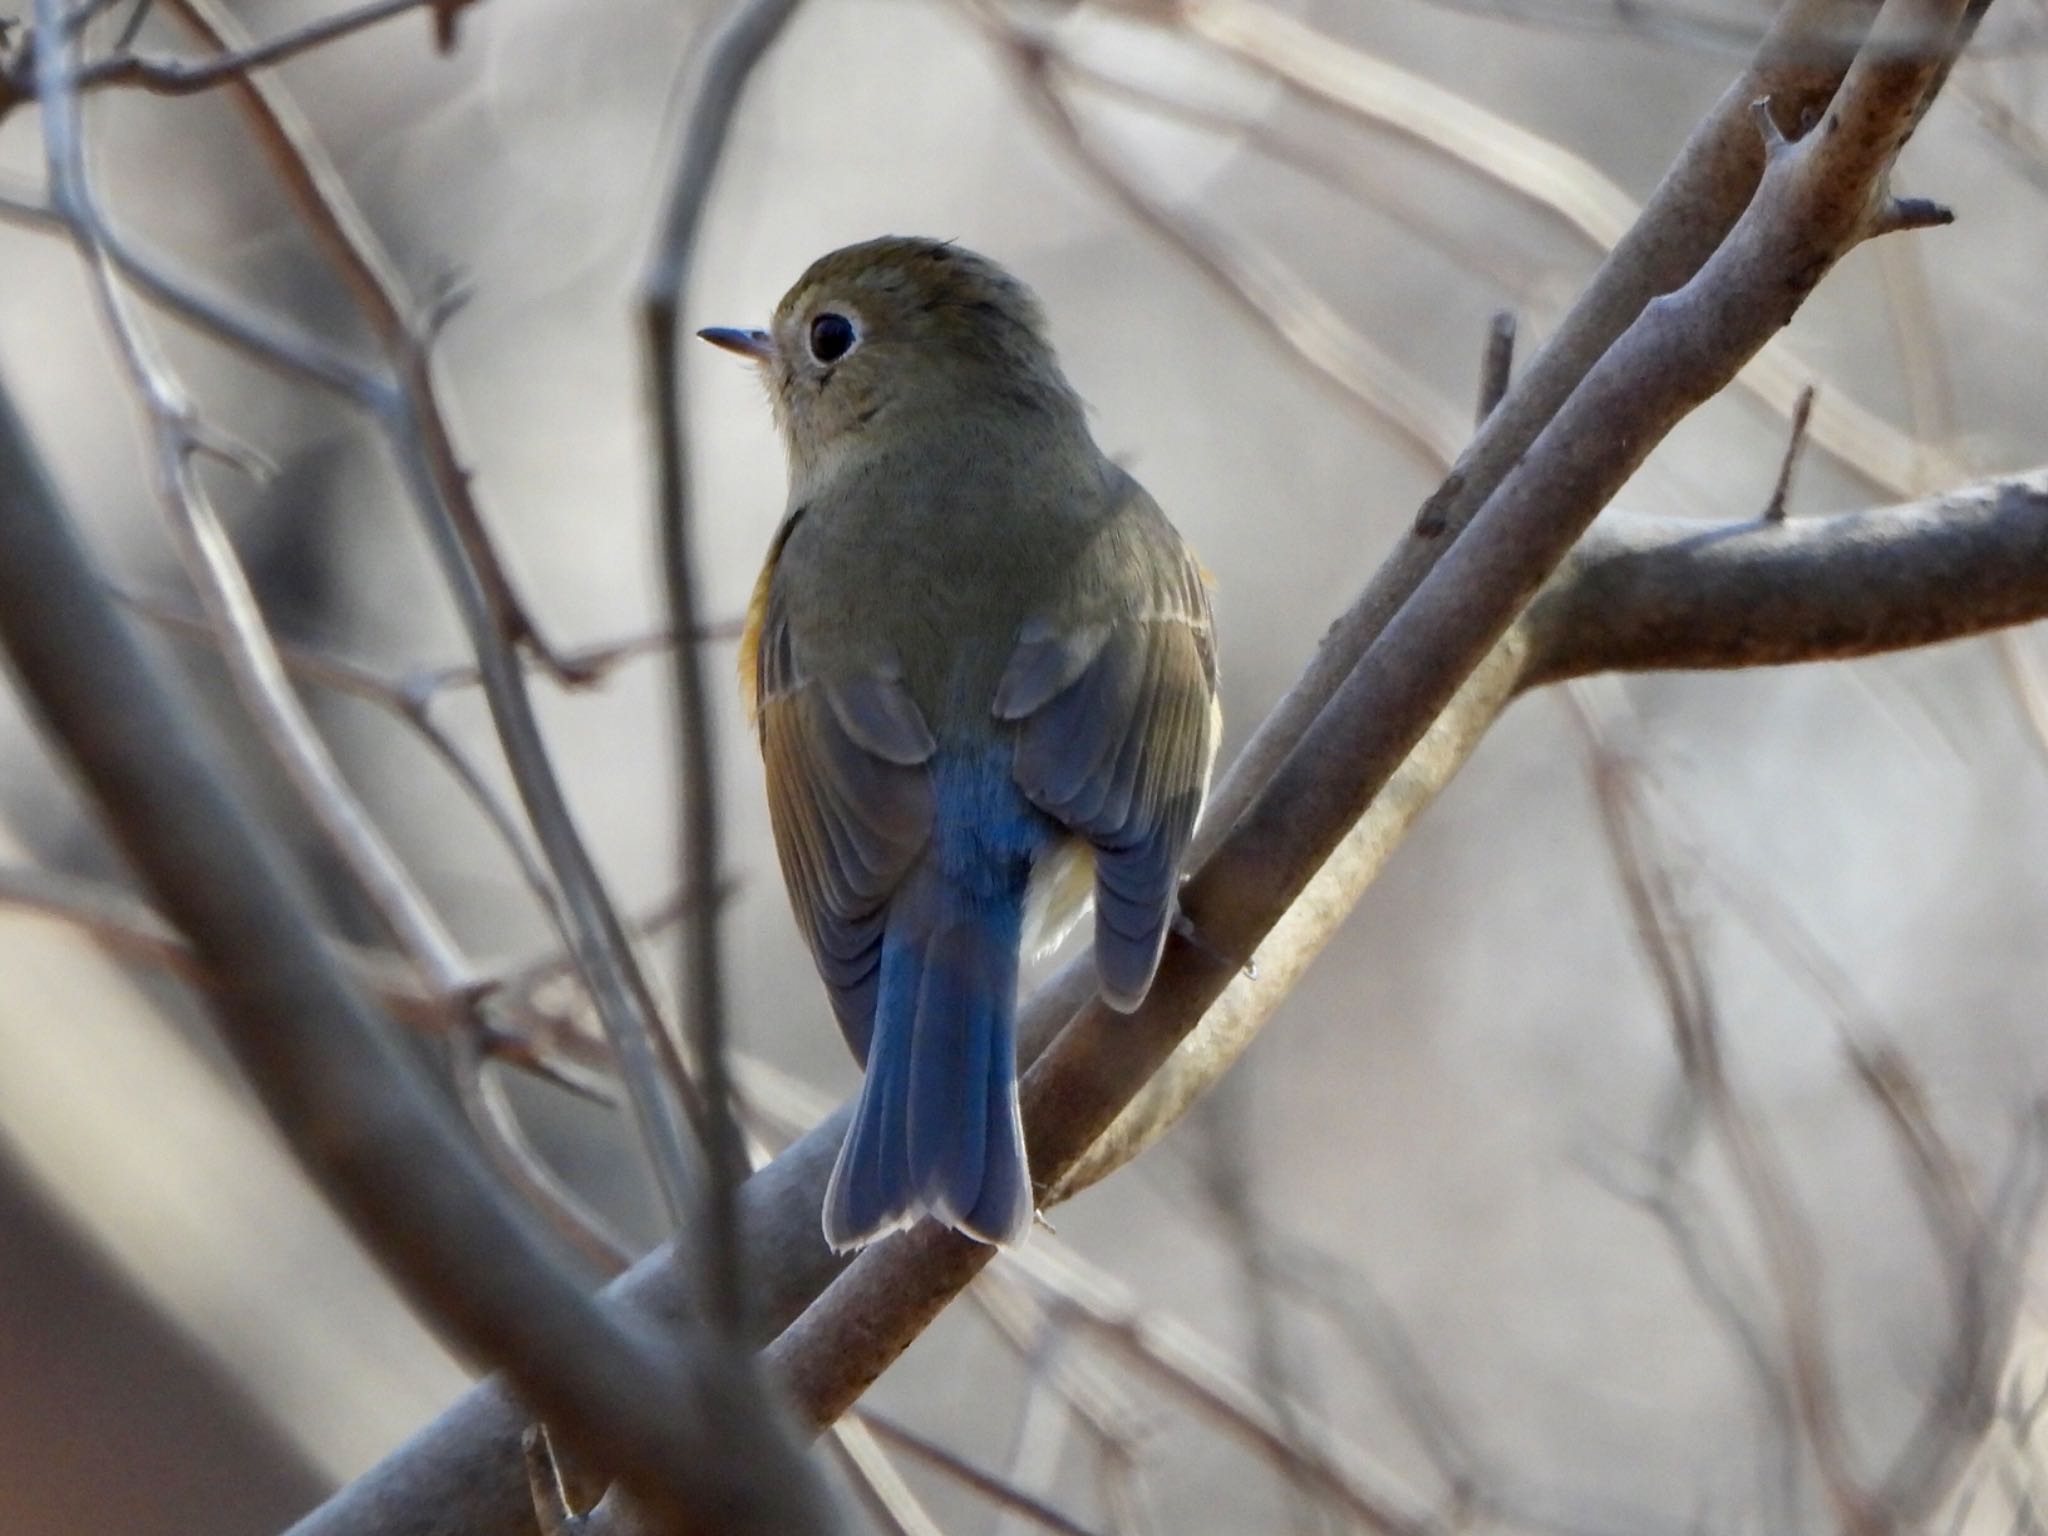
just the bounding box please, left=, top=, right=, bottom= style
left=755, top=577, right=933, bottom=1063
left=1005, top=494, right=1218, bottom=1011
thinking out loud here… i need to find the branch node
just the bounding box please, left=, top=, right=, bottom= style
left=1762, top=384, right=1816, bottom=524
left=1414, top=470, right=1466, bottom=539
left=1749, top=95, right=1791, bottom=158
left=1476, top=310, right=1516, bottom=426
left=1868, top=194, right=1955, bottom=240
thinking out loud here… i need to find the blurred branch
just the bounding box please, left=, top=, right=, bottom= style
left=641, top=0, right=803, bottom=1339
left=973, top=4, right=1468, bottom=472
left=0, top=352, right=827, bottom=1533
left=853, top=1408, right=1107, bottom=1536
left=1570, top=685, right=2047, bottom=1532
left=1110, top=0, right=1970, bottom=502
left=123, top=587, right=739, bottom=923
left=154, top=0, right=709, bottom=1229
left=67, top=0, right=455, bottom=93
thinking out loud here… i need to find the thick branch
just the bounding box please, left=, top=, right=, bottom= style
left=0, top=375, right=823, bottom=1534
left=764, top=0, right=1974, bottom=1429
left=1527, top=473, right=2048, bottom=682
left=287, top=3, right=2019, bottom=1529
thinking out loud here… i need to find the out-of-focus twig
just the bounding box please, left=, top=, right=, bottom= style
left=155, top=0, right=708, bottom=1231
left=1476, top=309, right=1516, bottom=425
left=68, top=0, right=456, bottom=92
left=1762, top=382, right=1816, bottom=522
left=640, top=0, right=802, bottom=1337
left=1118, top=0, right=1969, bottom=502
left=0, top=337, right=828, bottom=1535
left=974, top=6, right=1467, bottom=472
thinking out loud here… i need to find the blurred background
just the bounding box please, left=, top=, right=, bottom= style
left=1, top=0, right=2047, bottom=1529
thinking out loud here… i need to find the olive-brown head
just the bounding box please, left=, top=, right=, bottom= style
left=699, top=236, right=1082, bottom=486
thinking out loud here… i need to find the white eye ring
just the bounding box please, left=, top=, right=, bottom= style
left=808, top=311, right=859, bottom=364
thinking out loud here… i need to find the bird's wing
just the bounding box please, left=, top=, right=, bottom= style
left=751, top=547, right=934, bottom=1064
left=996, top=485, right=1218, bottom=1010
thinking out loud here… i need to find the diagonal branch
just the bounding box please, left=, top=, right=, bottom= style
left=767, top=0, right=1980, bottom=1430
left=283, top=4, right=2045, bottom=1531
left=0, top=366, right=832, bottom=1536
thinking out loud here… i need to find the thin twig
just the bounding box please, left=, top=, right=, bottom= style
left=73, top=0, right=450, bottom=92
left=641, top=0, right=804, bottom=1335
left=0, top=318, right=831, bottom=1536
left=155, top=0, right=707, bottom=1229
left=449, top=1029, right=637, bottom=1277
left=975, top=11, right=1465, bottom=473
left=1476, top=309, right=1517, bottom=425
left=855, top=1407, right=1108, bottom=1536
left=1762, top=383, right=1817, bottom=521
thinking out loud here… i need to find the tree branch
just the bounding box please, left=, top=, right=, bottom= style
left=282, top=3, right=2041, bottom=1530
left=763, top=0, right=1978, bottom=1431
left=0, top=368, right=828, bottom=1534
left=1528, top=472, right=2048, bottom=683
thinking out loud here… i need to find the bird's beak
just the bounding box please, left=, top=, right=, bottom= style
left=697, top=326, right=776, bottom=364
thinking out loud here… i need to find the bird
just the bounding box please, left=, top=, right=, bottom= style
left=701, top=237, right=1219, bottom=1251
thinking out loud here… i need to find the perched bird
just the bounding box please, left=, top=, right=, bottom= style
left=702, top=238, right=1219, bottom=1251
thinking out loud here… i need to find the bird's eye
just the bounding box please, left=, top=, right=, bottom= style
left=808, top=312, right=857, bottom=364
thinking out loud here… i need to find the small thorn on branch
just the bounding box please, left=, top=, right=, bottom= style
left=1476, top=310, right=1516, bottom=426
left=1414, top=469, right=1465, bottom=539
left=1763, top=384, right=1816, bottom=524
left=1869, top=195, right=1955, bottom=239
left=1749, top=96, right=1790, bottom=157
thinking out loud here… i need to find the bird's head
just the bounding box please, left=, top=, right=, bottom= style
left=700, top=237, right=1079, bottom=485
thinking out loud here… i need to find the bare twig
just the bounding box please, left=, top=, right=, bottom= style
left=0, top=344, right=830, bottom=1535
left=1123, top=0, right=1967, bottom=501
left=71, top=0, right=452, bottom=92
left=1762, top=382, right=1817, bottom=521
left=449, top=1029, right=637, bottom=1277
left=823, top=1419, right=947, bottom=1536
left=1476, top=309, right=1517, bottom=425
left=154, top=0, right=707, bottom=1230
left=976, top=11, right=1466, bottom=472
left=855, top=1408, right=1108, bottom=1536
left=640, top=0, right=803, bottom=1337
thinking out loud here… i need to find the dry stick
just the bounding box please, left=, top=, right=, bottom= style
left=1048, top=51, right=1531, bottom=298
left=766, top=0, right=1977, bottom=1429
left=448, top=1027, right=638, bottom=1277
left=0, top=369, right=827, bottom=1536
left=641, top=0, right=805, bottom=1340
left=824, top=1418, right=948, bottom=1536
left=1476, top=309, right=1517, bottom=424
left=155, top=0, right=706, bottom=1229
left=1149, top=0, right=1968, bottom=502
left=1194, top=0, right=1888, bottom=850
left=986, top=21, right=1466, bottom=474
left=74, top=0, right=450, bottom=92
left=72, top=253, right=476, bottom=999
left=853, top=1409, right=1107, bottom=1536
left=1762, top=382, right=1817, bottom=521
left=1573, top=699, right=1874, bottom=1530
left=121, top=587, right=565, bottom=918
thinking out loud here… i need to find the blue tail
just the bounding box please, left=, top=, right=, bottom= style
left=823, top=814, right=1039, bottom=1251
